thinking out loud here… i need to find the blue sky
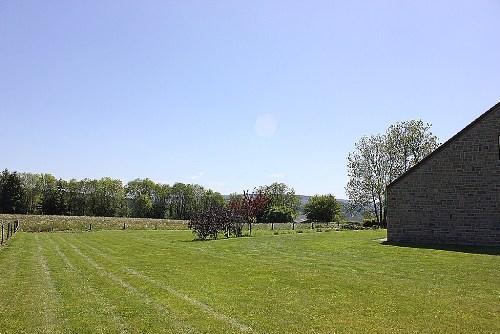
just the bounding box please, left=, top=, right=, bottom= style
left=1, top=1, right=499, bottom=197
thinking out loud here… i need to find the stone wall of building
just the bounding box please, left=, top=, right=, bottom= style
left=387, top=105, right=500, bottom=246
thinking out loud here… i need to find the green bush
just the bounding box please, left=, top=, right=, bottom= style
left=264, top=205, right=294, bottom=224
left=362, top=220, right=383, bottom=229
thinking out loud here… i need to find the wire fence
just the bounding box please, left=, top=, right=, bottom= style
left=0, top=220, right=20, bottom=246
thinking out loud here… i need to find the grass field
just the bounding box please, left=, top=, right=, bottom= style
left=0, top=229, right=499, bottom=334
left=0, top=214, right=329, bottom=233
left=0, top=214, right=188, bottom=232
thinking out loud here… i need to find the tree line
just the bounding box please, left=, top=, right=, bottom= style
left=0, top=170, right=224, bottom=220
left=0, top=171, right=342, bottom=227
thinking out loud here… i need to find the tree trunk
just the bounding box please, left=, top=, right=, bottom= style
left=377, top=193, right=384, bottom=226
left=371, top=194, right=380, bottom=223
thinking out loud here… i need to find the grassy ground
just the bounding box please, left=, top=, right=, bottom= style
left=0, top=214, right=188, bottom=232
left=0, top=214, right=325, bottom=232
left=0, top=229, right=498, bottom=334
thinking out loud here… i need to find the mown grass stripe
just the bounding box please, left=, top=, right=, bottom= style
left=69, top=235, right=255, bottom=333
left=56, top=234, right=200, bottom=334
left=34, top=234, right=67, bottom=334
left=44, top=236, right=130, bottom=334
left=0, top=234, right=24, bottom=332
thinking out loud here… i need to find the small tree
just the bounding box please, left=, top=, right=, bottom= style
left=188, top=201, right=252, bottom=240
left=188, top=205, right=227, bottom=240
left=265, top=205, right=294, bottom=229
left=228, top=189, right=268, bottom=236
left=304, top=194, right=340, bottom=224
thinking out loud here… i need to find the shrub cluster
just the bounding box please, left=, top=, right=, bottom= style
left=362, top=219, right=386, bottom=229
left=188, top=206, right=245, bottom=240
left=189, top=189, right=269, bottom=240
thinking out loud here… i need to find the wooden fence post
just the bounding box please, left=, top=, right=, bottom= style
left=89, top=223, right=92, bottom=231
left=1, top=224, right=3, bottom=244
left=7, top=222, right=11, bottom=239
left=123, top=222, right=126, bottom=230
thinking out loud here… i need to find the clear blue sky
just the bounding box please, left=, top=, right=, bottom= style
left=1, top=1, right=499, bottom=197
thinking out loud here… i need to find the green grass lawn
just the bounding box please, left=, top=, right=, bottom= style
left=0, top=230, right=498, bottom=334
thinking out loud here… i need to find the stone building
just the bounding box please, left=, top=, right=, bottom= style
left=387, top=102, right=500, bottom=246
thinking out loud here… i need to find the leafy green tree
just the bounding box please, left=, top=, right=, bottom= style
left=201, top=190, right=225, bottom=210
left=168, top=183, right=188, bottom=219
left=304, top=194, right=340, bottom=223
left=126, top=179, right=156, bottom=218
left=346, top=120, right=439, bottom=224
left=66, top=179, right=86, bottom=216
left=20, top=173, right=43, bottom=214
left=0, top=169, right=25, bottom=213
left=79, top=178, right=98, bottom=216
left=151, top=183, right=171, bottom=219
left=385, top=120, right=440, bottom=178
left=93, top=178, right=126, bottom=217
left=42, top=178, right=67, bottom=215
left=265, top=205, right=294, bottom=229
left=258, top=183, right=300, bottom=213
left=167, top=183, right=220, bottom=220
left=256, top=183, right=300, bottom=224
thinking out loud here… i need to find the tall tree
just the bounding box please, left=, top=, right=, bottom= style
left=0, top=169, right=25, bottom=214
left=151, top=183, right=171, bottom=219
left=346, top=120, right=439, bottom=224
left=20, top=173, right=43, bottom=214
left=93, top=178, right=126, bottom=217
left=385, top=120, right=440, bottom=179
left=41, top=178, right=67, bottom=215
left=66, top=179, right=85, bottom=216
left=125, top=179, right=156, bottom=218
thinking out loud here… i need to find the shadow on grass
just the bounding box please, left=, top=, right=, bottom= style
left=180, top=235, right=255, bottom=243
left=381, top=241, right=500, bottom=255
